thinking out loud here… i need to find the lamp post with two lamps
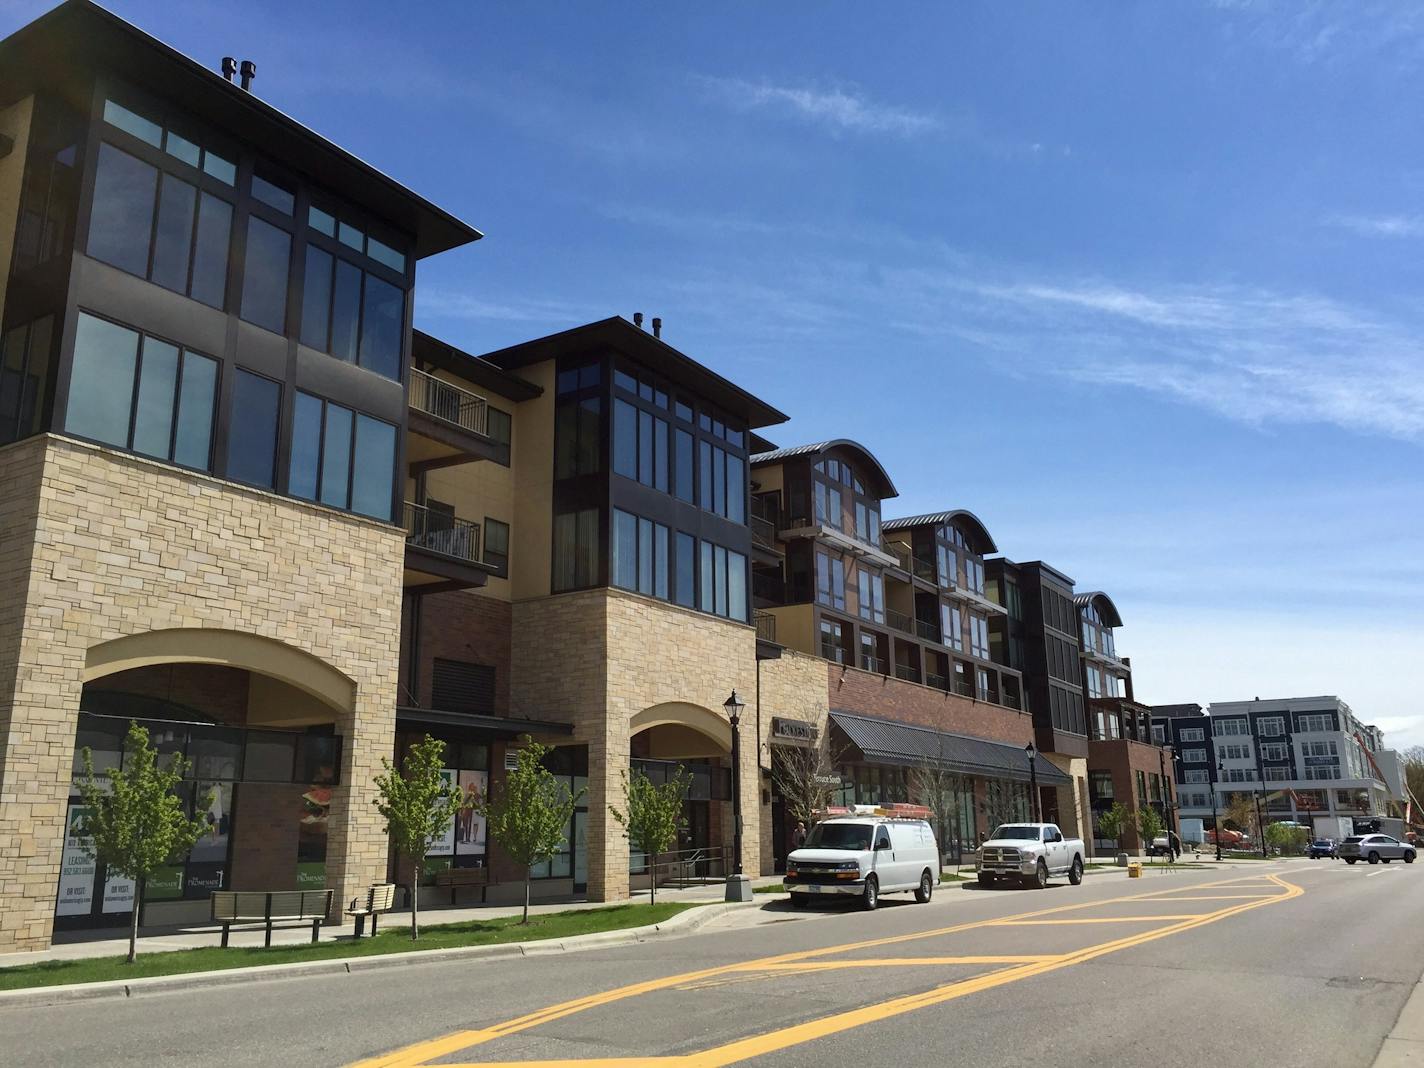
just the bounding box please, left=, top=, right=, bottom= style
left=1025, top=741, right=1040, bottom=823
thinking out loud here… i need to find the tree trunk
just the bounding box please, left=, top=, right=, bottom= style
left=649, top=847, right=656, bottom=907
left=410, top=863, right=421, bottom=941
left=522, top=871, right=530, bottom=925
left=127, top=882, right=142, bottom=964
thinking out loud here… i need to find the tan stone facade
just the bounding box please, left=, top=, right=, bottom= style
left=0, top=434, right=405, bottom=951
left=510, top=587, right=827, bottom=900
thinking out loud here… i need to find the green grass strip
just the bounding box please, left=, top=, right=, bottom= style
left=0, top=903, right=694, bottom=992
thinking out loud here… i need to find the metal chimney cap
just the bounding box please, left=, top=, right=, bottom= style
left=651, top=316, right=662, bottom=339
left=633, top=312, right=644, bottom=329
left=221, top=57, right=237, bottom=82
left=239, top=59, right=257, bottom=91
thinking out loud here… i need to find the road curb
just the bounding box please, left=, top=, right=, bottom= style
left=0, top=900, right=754, bottom=1009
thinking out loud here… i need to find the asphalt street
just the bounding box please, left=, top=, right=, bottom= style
left=6, top=860, right=1423, bottom=1067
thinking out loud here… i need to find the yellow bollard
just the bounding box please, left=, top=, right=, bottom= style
left=1128, top=863, right=1142, bottom=878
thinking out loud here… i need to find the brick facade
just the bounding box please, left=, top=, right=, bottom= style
left=399, top=591, right=512, bottom=714
left=0, top=434, right=404, bottom=951
left=827, top=663, right=1034, bottom=745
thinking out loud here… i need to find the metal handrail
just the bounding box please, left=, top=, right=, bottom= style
left=629, top=844, right=731, bottom=887
left=926, top=672, right=948, bottom=691
left=911, top=555, right=938, bottom=583
left=860, top=655, right=885, bottom=674
left=410, top=368, right=489, bottom=437
left=750, top=514, right=777, bottom=549
left=404, top=501, right=481, bottom=563
left=820, top=641, right=844, bottom=664
left=893, top=663, right=920, bottom=683
left=915, top=618, right=939, bottom=642
left=754, top=611, right=777, bottom=643
left=886, top=608, right=913, bottom=634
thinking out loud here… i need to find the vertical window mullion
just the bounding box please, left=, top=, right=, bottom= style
left=345, top=409, right=358, bottom=509
left=354, top=271, right=367, bottom=371
left=313, top=399, right=328, bottom=502
left=182, top=182, right=200, bottom=297
left=167, top=351, right=185, bottom=462
left=142, top=168, right=162, bottom=282
left=125, top=336, right=146, bottom=450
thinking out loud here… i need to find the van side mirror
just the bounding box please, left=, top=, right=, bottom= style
left=875, top=839, right=890, bottom=851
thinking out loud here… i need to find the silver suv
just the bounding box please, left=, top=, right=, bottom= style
left=1339, top=834, right=1416, bottom=865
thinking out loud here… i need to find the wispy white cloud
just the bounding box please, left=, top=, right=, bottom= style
left=694, top=75, right=941, bottom=138
left=415, top=289, right=602, bottom=326
left=1328, top=213, right=1424, bottom=238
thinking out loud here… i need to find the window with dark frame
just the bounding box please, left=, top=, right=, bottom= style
left=288, top=389, right=396, bottom=520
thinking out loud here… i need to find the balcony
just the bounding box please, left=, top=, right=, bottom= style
left=749, top=513, right=783, bottom=566
left=780, top=514, right=898, bottom=568
left=754, top=610, right=777, bottom=643
left=893, top=663, right=920, bottom=684
left=926, top=672, right=948, bottom=691
left=407, top=369, right=502, bottom=469
left=886, top=608, right=913, bottom=635
left=860, top=655, right=886, bottom=674
left=820, top=639, right=845, bottom=665
left=403, top=501, right=493, bottom=590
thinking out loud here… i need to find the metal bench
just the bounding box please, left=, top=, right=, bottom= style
left=210, top=889, right=335, bottom=947
left=344, top=883, right=396, bottom=938
left=433, top=866, right=494, bottom=904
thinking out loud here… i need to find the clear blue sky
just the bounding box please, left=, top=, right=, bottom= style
left=10, top=1, right=1423, bottom=746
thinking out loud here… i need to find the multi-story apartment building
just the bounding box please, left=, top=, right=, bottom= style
left=0, top=0, right=484, bottom=950
left=1152, top=697, right=1398, bottom=830
left=984, top=558, right=1092, bottom=846
left=749, top=442, right=1067, bottom=865
left=1075, top=591, right=1174, bottom=852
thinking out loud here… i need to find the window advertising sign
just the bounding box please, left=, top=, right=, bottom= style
left=101, top=871, right=136, bottom=914
left=456, top=770, right=488, bottom=855
left=55, top=806, right=97, bottom=916
left=428, top=769, right=458, bottom=856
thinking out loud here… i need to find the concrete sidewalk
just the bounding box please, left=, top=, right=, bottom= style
left=0, top=875, right=784, bottom=969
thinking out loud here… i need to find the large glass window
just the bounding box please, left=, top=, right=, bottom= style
left=612, top=399, right=670, bottom=491
left=226, top=369, right=281, bottom=488
left=611, top=509, right=670, bottom=601
left=87, top=143, right=232, bottom=308
left=65, top=313, right=217, bottom=469
left=0, top=315, right=55, bottom=445
left=555, top=397, right=601, bottom=478
left=674, top=429, right=694, bottom=503
left=240, top=217, right=291, bottom=334
left=857, top=569, right=885, bottom=624
left=552, top=508, right=600, bottom=591
left=288, top=390, right=394, bottom=519
left=675, top=532, right=696, bottom=608
left=815, top=550, right=846, bottom=610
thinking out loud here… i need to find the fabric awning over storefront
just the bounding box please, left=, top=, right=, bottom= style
left=829, top=710, right=1071, bottom=786
left=396, top=707, right=573, bottom=737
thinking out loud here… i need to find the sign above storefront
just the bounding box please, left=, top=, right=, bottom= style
left=771, top=718, right=818, bottom=745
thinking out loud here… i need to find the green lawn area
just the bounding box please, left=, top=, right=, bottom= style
left=0, top=903, right=695, bottom=992
left=753, top=883, right=786, bottom=894
left=939, top=871, right=972, bottom=882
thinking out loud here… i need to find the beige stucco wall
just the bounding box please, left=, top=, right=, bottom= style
left=0, top=434, right=404, bottom=951
left=755, top=648, right=832, bottom=871
left=0, top=95, right=35, bottom=327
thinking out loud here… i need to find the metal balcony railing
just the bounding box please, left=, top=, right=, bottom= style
left=926, top=672, right=948, bottom=691
left=409, top=369, right=489, bottom=437
left=886, top=608, right=913, bottom=635
left=754, top=611, right=777, bottom=643
left=404, top=501, right=481, bottom=563
left=915, top=618, right=940, bottom=642
left=750, top=514, right=778, bottom=550
left=860, top=655, right=885, bottom=674
left=894, top=663, right=920, bottom=683
left=820, top=640, right=844, bottom=665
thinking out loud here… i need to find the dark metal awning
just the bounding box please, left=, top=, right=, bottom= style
left=829, top=710, right=1070, bottom=786
left=395, top=707, right=573, bottom=737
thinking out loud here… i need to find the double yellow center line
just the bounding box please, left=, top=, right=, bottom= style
left=353, top=872, right=1302, bottom=1068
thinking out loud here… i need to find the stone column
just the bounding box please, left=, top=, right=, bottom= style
left=585, top=708, right=629, bottom=901
left=324, top=684, right=398, bottom=922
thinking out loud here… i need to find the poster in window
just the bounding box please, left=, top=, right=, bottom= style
left=55, top=806, right=96, bottom=916
left=427, top=769, right=457, bottom=856
left=101, top=871, right=136, bottom=914
left=297, top=780, right=331, bottom=888
left=190, top=781, right=232, bottom=864
left=455, top=770, right=488, bottom=856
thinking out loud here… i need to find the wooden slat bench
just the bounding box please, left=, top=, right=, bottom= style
left=345, top=883, right=396, bottom=938
left=433, top=866, right=496, bottom=905
left=210, top=889, right=335, bottom=947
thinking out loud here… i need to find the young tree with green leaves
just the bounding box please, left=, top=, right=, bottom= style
left=1137, top=805, right=1166, bottom=861
left=611, top=766, right=690, bottom=906
left=75, top=720, right=211, bottom=964
left=1096, top=801, right=1133, bottom=855
left=1265, top=822, right=1310, bottom=855
left=374, top=734, right=472, bottom=940
left=481, top=740, right=582, bottom=924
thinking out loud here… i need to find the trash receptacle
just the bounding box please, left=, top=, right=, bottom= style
left=1128, top=863, right=1142, bottom=878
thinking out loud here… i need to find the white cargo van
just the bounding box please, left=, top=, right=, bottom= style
left=784, top=814, right=939, bottom=910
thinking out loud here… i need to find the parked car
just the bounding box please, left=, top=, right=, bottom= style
left=1148, top=832, right=1182, bottom=858
left=1339, top=834, right=1417, bottom=865
left=976, top=823, right=1085, bottom=889
left=1307, top=838, right=1337, bottom=859
left=785, top=815, right=939, bottom=910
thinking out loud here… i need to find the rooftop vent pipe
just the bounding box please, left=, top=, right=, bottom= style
left=239, top=60, right=257, bottom=92
left=652, top=317, right=662, bottom=339
left=633, top=312, right=644, bottom=329
left=221, top=57, right=237, bottom=82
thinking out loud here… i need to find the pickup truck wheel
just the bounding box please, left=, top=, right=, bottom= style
left=789, top=892, right=809, bottom=908
left=915, top=870, right=933, bottom=903
left=1068, top=857, right=1084, bottom=885
left=861, top=875, right=879, bottom=911
left=1032, top=860, right=1049, bottom=889
left=1369, top=851, right=1381, bottom=865
left=978, top=873, right=996, bottom=888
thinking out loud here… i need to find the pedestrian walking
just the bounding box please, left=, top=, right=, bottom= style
left=791, top=821, right=807, bottom=850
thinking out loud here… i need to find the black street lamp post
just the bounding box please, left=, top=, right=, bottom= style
left=1210, top=759, right=1223, bottom=863
left=1255, top=787, right=1269, bottom=859
left=1158, top=744, right=1177, bottom=858
left=723, top=690, right=751, bottom=902
left=1025, top=741, right=1040, bottom=823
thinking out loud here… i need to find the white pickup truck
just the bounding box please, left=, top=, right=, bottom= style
left=976, top=822, right=1085, bottom=889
